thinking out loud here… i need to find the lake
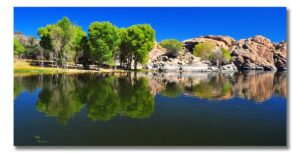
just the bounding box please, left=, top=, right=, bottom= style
left=14, top=71, right=287, bottom=146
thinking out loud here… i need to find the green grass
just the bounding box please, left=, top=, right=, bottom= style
left=14, top=59, right=144, bottom=75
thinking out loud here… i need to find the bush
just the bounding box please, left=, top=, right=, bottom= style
left=14, top=37, right=25, bottom=58
left=193, top=42, right=216, bottom=60
left=221, top=48, right=232, bottom=64
left=208, top=47, right=232, bottom=66
left=160, top=39, right=183, bottom=57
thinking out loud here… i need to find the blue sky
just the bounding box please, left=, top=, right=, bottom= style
left=14, top=7, right=286, bottom=42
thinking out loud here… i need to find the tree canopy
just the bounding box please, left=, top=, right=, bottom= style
left=88, top=21, right=120, bottom=67
left=22, top=17, right=158, bottom=70
left=14, top=37, right=25, bottom=58
left=120, top=24, right=155, bottom=69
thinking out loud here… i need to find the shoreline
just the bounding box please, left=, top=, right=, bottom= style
left=14, top=58, right=286, bottom=76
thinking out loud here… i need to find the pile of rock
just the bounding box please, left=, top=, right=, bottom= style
left=147, top=35, right=287, bottom=72
left=146, top=51, right=238, bottom=72
left=230, top=35, right=277, bottom=70
left=273, top=41, right=287, bottom=70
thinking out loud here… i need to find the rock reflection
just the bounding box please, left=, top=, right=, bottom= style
left=14, top=71, right=287, bottom=124
left=144, top=71, right=287, bottom=102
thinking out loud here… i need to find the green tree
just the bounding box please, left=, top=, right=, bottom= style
left=38, top=25, right=54, bottom=66
left=56, top=17, right=76, bottom=67
left=88, top=21, right=120, bottom=68
left=49, top=25, right=64, bottom=67
left=14, top=37, right=25, bottom=59
left=119, top=28, right=131, bottom=67
left=38, top=17, right=76, bottom=68
left=125, top=24, right=155, bottom=70
left=73, top=25, right=88, bottom=65
left=193, top=42, right=216, bottom=60
left=159, top=39, right=183, bottom=57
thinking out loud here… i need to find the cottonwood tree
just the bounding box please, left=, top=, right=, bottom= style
left=49, top=25, right=64, bottom=68
left=38, top=17, right=76, bottom=68
left=120, top=24, right=155, bottom=70
left=73, top=25, right=88, bottom=66
left=88, top=21, right=120, bottom=69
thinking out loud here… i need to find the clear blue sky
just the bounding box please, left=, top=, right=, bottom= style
left=14, top=7, right=286, bottom=42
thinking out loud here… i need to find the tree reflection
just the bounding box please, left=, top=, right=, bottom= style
left=119, top=77, right=154, bottom=119
left=187, top=75, right=233, bottom=100
left=160, top=82, right=184, bottom=98
left=36, top=75, right=85, bottom=125
left=14, top=71, right=287, bottom=125
left=86, top=76, right=120, bottom=122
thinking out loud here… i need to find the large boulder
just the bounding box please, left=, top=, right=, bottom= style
left=220, top=63, right=238, bottom=72
left=146, top=51, right=212, bottom=72
left=230, top=35, right=277, bottom=71
left=273, top=41, right=287, bottom=70
left=148, top=43, right=167, bottom=62
left=183, top=35, right=236, bottom=52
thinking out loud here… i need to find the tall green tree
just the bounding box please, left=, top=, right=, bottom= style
left=73, top=25, right=88, bottom=65
left=127, top=24, right=155, bottom=70
left=88, top=21, right=120, bottom=68
left=38, top=25, right=54, bottom=66
left=56, top=17, right=76, bottom=67
left=49, top=25, right=64, bottom=67
left=119, top=28, right=130, bottom=67
left=14, top=37, right=25, bottom=59
left=38, top=17, right=76, bottom=68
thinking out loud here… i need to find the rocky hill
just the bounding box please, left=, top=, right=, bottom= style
left=147, top=35, right=287, bottom=72
left=14, top=32, right=39, bottom=47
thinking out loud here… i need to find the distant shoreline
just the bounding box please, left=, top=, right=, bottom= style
left=14, top=59, right=286, bottom=76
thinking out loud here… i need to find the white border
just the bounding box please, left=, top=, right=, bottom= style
left=1, top=0, right=300, bottom=153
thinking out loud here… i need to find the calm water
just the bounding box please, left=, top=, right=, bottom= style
left=14, top=72, right=287, bottom=146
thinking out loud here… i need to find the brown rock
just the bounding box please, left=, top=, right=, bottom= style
left=230, top=35, right=277, bottom=70
left=273, top=41, right=287, bottom=70
left=14, top=32, right=39, bottom=47
left=183, top=35, right=235, bottom=52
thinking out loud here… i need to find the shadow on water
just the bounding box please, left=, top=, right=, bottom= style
left=14, top=71, right=287, bottom=146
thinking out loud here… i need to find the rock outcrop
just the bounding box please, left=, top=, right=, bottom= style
left=148, top=35, right=287, bottom=72
left=183, top=35, right=236, bottom=52
left=14, top=32, right=39, bottom=47
left=273, top=41, right=287, bottom=70
left=230, top=35, right=277, bottom=71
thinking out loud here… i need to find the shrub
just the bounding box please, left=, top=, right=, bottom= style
left=208, top=48, right=232, bottom=66
left=221, top=47, right=232, bottom=64
left=193, top=42, right=216, bottom=60
left=14, top=37, right=25, bottom=58
left=160, top=39, right=183, bottom=57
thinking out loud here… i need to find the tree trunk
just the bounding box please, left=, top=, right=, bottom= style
left=127, top=58, right=132, bottom=70
left=134, top=60, right=138, bottom=70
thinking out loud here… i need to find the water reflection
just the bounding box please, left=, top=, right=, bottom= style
left=14, top=71, right=287, bottom=124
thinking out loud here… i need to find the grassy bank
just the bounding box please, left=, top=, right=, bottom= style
left=14, top=60, right=129, bottom=75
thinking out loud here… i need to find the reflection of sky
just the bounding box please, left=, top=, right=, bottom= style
left=14, top=88, right=286, bottom=145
